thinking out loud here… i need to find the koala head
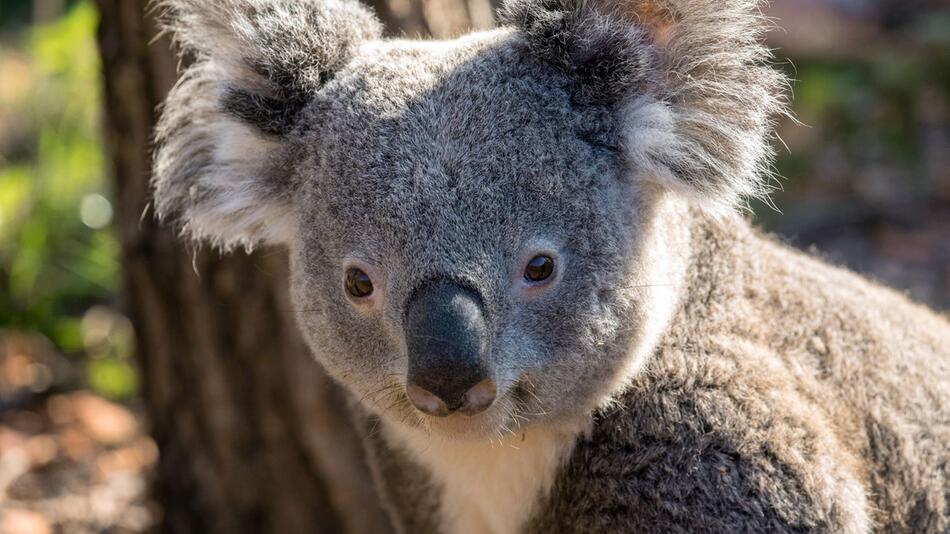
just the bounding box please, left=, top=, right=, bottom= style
left=154, top=0, right=785, bottom=440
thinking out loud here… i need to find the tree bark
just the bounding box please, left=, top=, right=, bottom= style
left=95, top=0, right=492, bottom=532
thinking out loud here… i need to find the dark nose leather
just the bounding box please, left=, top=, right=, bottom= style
left=404, top=279, right=495, bottom=416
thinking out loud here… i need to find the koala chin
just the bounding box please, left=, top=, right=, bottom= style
left=153, top=0, right=950, bottom=533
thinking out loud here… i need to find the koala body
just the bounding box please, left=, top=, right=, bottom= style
left=153, top=0, right=950, bottom=532
left=366, top=214, right=950, bottom=534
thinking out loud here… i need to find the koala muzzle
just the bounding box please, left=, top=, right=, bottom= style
left=404, top=279, right=495, bottom=417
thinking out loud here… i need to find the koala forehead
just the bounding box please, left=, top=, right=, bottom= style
left=297, top=30, right=628, bottom=262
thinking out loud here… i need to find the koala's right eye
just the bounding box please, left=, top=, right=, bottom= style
left=345, top=268, right=374, bottom=298
left=524, top=255, right=555, bottom=282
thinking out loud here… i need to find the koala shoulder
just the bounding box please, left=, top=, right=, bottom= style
left=528, top=343, right=872, bottom=534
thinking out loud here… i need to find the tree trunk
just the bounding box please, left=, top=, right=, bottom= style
left=94, top=1, right=492, bottom=532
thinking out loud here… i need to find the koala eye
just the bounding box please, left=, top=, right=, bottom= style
left=524, top=255, right=555, bottom=282
left=345, top=268, right=374, bottom=298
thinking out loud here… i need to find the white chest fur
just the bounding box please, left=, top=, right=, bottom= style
left=386, top=422, right=584, bottom=534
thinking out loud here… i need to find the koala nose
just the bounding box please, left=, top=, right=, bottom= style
left=404, top=279, right=495, bottom=417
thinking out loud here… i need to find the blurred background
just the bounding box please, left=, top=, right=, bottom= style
left=0, top=0, right=947, bottom=532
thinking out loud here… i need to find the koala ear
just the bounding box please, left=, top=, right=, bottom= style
left=152, top=0, right=381, bottom=249
left=501, top=0, right=788, bottom=216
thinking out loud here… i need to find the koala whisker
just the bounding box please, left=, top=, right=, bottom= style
left=398, top=409, right=428, bottom=436
left=514, top=374, right=547, bottom=407
left=500, top=416, right=518, bottom=440
left=510, top=411, right=530, bottom=424
left=383, top=394, right=412, bottom=415
left=502, top=424, right=518, bottom=442
left=365, top=417, right=385, bottom=440
left=502, top=418, right=520, bottom=440
left=524, top=389, right=547, bottom=413
left=516, top=389, right=549, bottom=418
left=490, top=433, right=503, bottom=449
left=361, top=381, right=402, bottom=406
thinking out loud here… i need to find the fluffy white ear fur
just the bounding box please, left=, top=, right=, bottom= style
left=503, top=0, right=789, bottom=216
left=151, top=0, right=381, bottom=250
left=624, top=0, right=789, bottom=216
left=200, top=118, right=296, bottom=245
left=152, top=63, right=296, bottom=250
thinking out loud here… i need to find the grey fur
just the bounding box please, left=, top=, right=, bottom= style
left=153, top=0, right=380, bottom=247
left=499, top=0, right=655, bottom=105
left=152, top=0, right=950, bottom=532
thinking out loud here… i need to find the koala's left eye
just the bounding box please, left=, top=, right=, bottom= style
left=345, top=268, right=374, bottom=298
left=524, top=255, right=555, bottom=282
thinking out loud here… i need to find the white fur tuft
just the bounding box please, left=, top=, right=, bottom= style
left=152, top=63, right=296, bottom=250
left=623, top=0, right=790, bottom=216
left=152, top=0, right=380, bottom=249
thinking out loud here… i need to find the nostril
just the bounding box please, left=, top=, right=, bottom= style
left=458, top=379, right=496, bottom=416
left=406, top=384, right=450, bottom=417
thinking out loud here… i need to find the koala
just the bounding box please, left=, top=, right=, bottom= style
left=152, top=0, right=950, bottom=532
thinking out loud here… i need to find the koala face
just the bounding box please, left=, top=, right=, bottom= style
left=154, top=0, right=784, bottom=440
left=287, top=34, right=655, bottom=438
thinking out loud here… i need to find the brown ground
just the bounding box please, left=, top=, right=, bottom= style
left=0, top=334, right=156, bottom=534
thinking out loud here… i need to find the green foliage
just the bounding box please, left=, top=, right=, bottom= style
left=0, top=2, right=136, bottom=399
left=773, top=44, right=950, bottom=200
